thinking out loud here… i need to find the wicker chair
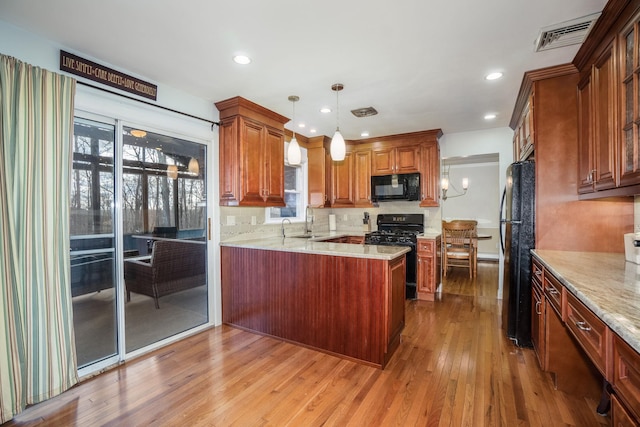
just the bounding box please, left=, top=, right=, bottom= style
left=124, top=239, right=206, bottom=308
left=442, top=220, right=478, bottom=278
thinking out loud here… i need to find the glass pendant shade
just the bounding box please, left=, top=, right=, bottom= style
left=167, top=164, right=178, bottom=180
left=330, top=130, right=346, bottom=161
left=287, top=137, right=302, bottom=165
left=188, top=157, right=199, bottom=174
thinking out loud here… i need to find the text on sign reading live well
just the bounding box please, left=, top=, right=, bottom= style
left=60, top=50, right=157, bottom=100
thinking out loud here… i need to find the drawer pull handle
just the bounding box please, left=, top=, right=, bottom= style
left=547, top=287, right=559, bottom=295
left=534, top=270, right=542, bottom=277
left=576, top=321, right=592, bottom=332
left=535, top=301, right=542, bottom=315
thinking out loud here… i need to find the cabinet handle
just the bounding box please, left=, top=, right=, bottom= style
left=534, top=270, right=542, bottom=277
left=576, top=321, right=592, bottom=332
left=535, top=301, right=542, bottom=315
left=547, top=287, right=559, bottom=295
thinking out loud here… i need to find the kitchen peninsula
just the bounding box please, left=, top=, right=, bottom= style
left=220, top=235, right=409, bottom=368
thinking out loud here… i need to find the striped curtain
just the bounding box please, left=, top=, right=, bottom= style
left=0, top=54, right=78, bottom=423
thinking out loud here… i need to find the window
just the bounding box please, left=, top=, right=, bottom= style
left=266, top=144, right=307, bottom=222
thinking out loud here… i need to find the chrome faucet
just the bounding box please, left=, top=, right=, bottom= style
left=281, top=218, right=292, bottom=238
left=305, top=205, right=314, bottom=235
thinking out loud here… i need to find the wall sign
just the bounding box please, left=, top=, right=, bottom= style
left=60, top=50, right=158, bottom=100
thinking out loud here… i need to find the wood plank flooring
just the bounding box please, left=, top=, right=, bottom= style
left=4, top=262, right=610, bottom=426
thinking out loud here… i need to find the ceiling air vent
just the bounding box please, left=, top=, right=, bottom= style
left=351, top=107, right=378, bottom=118
left=534, top=12, right=600, bottom=52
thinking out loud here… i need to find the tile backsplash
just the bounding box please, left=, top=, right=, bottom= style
left=219, top=201, right=441, bottom=242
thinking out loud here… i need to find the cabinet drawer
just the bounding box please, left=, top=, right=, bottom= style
left=543, top=272, right=562, bottom=316
left=612, top=394, right=639, bottom=427
left=565, top=291, right=608, bottom=375
left=613, top=334, right=640, bottom=421
left=532, top=258, right=543, bottom=291
left=417, top=240, right=435, bottom=255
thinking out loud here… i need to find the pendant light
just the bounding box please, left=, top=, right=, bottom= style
left=330, top=83, right=346, bottom=161
left=167, top=164, right=178, bottom=180
left=188, top=157, right=199, bottom=175
left=287, top=95, right=302, bottom=165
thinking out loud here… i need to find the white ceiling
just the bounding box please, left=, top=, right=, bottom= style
left=0, top=0, right=607, bottom=140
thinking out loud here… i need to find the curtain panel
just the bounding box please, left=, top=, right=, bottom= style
left=0, top=54, right=78, bottom=423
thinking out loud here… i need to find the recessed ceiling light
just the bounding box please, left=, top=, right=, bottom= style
left=320, top=107, right=331, bottom=114
left=233, top=55, right=251, bottom=65
left=361, top=131, right=369, bottom=137
left=298, top=123, right=305, bottom=128
left=485, top=72, right=503, bottom=81
left=484, top=113, right=497, bottom=120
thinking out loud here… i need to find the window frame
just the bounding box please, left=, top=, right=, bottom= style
left=264, top=143, right=308, bottom=223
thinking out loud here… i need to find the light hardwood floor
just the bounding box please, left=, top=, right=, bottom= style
left=4, top=262, right=609, bottom=426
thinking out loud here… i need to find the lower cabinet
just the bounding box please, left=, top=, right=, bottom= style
left=416, top=236, right=441, bottom=301
left=612, top=394, right=638, bottom=427
left=533, top=254, right=640, bottom=424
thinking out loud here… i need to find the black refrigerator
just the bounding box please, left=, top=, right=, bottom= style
left=500, top=160, right=535, bottom=347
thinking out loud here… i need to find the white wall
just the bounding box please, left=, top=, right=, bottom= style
left=0, top=20, right=223, bottom=326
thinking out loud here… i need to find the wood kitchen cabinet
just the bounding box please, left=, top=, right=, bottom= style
left=512, top=94, right=534, bottom=161
left=353, top=148, right=373, bottom=207
left=578, top=41, right=617, bottom=194
left=531, top=258, right=545, bottom=369
left=307, top=129, right=442, bottom=209
left=307, top=136, right=330, bottom=208
left=529, top=256, right=603, bottom=399
left=215, top=96, right=289, bottom=207
left=371, top=145, right=420, bottom=176
left=330, top=150, right=355, bottom=207
left=416, top=236, right=441, bottom=301
left=573, top=0, right=640, bottom=197
left=619, top=17, right=640, bottom=188
left=419, top=141, right=440, bottom=207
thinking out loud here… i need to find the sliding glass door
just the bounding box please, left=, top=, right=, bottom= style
left=70, top=117, right=117, bottom=367
left=71, top=116, right=209, bottom=369
left=121, top=126, right=208, bottom=352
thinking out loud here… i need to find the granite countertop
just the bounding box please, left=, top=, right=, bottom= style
left=532, top=249, right=640, bottom=354
left=220, top=232, right=410, bottom=260
left=418, top=231, right=441, bottom=240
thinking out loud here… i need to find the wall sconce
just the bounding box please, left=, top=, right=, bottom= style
left=441, top=175, right=469, bottom=201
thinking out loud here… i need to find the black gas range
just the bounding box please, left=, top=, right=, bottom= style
left=364, top=214, right=424, bottom=299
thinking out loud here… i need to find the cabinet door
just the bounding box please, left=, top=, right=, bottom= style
left=353, top=150, right=372, bottom=207
left=593, top=43, right=617, bottom=190
left=307, top=146, right=327, bottom=208
left=531, top=284, right=545, bottom=369
left=620, top=20, right=640, bottom=187
left=578, top=74, right=595, bottom=193
left=419, top=142, right=440, bottom=207
left=219, top=117, right=240, bottom=205
left=395, top=146, right=421, bottom=174
left=611, top=394, right=638, bottom=427
left=262, top=126, right=285, bottom=206
left=240, top=118, right=268, bottom=205
left=331, top=152, right=354, bottom=207
left=371, top=148, right=395, bottom=175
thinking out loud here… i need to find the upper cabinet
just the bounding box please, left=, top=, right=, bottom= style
left=619, top=17, right=640, bottom=187
left=512, top=93, right=534, bottom=162
left=578, top=40, right=617, bottom=193
left=307, top=130, right=442, bottom=208
left=573, top=0, right=640, bottom=198
left=371, top=145, right=420, bottom=176
left=215, top=96, right=289, bottom=207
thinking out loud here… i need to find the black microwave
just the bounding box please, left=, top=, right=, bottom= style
left=371, top=173, right=420, bottom=202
